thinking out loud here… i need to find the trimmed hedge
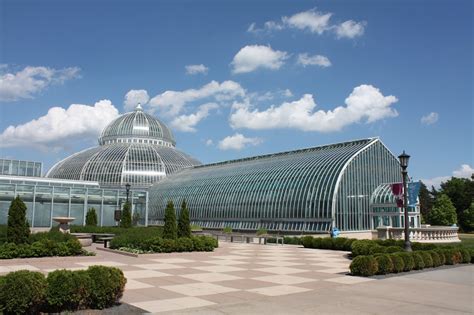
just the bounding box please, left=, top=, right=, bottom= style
left=350, top=255, right=378, bottom=276
left=301, top=236, right=356, bottom=251
left=0, top=267, right=126, bottom=313
left=397, top=252, right=415, bottom=271
left=389, top=253, right=405, bottom=273
left=429, top=250, right=442, bottom=267
left=375, top=254, right=393, bottom=275
left=111, top=235, right=218, bottom=253
left=0, top=238, right=84, bottom=259
left=419, top=251, right=434, bottom=268
left=459, top=248, right=471, bottom=264
left=412, top=252, right=425, bottom=270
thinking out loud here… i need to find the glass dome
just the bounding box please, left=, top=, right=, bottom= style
left=46, top=104, right=200, bottom=188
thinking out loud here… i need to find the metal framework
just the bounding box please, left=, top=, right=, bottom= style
left=148, top=138, right=401, bottom=233
left=0, top=158, right=42, bottom=177
left=46, top=105, right=200, bottom=188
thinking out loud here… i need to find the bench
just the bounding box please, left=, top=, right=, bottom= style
left=91, top=233, right=115, bottom=243
left=97, top=236, right=114, bottom=248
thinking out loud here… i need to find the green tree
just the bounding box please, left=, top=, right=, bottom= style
left=419, top=181, right=434, bottom=220
left=459, top=202, right=474, bottom=232
left=438, top=176, right=474, bottom=230
left=85, top=208, right=98, bottom=226
left=427, top=194, right=458, bottom=226
left=7, top=196, right=30, bottom=244
left=177, top=199, right=191, bottom=238
left=120, top=201, right=132, bottom=228
left=163, top=200, right=177, bottom=239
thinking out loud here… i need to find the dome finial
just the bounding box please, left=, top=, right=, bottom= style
left=135, top=103, right=143, bottom=111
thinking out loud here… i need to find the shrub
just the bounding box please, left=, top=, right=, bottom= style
left=385, top=246, right=403, bottom=253
left=320, top=237, right=333, bottom=249
left=223, top=226, right=233, bottom=234
left=368, top=245, right=386, bottom=255
left=284, top=237, right=301, bottom=245
left=120, top=202, right=132, bottom=228
left=351, top=240, right=374, bottom=257
left=419, top=251, right=434, bottom=268
left=256, top=228, right=268, bottom=236
left=85, top=208, right=98, bottom=226
left=46, top=270, right=92, bottom=311
left=176, top=237, right=194, bottom=252
left=411, top=242, right=437, bottom=251
left=6, top=196, right=30, bottom=244
left=192, top=235, right=218, bottom=251
left=301, top=236, right=314, bottom=248
left=375, top=239, right=404, bottom=247
left=434, top=249, right=447, bottom=265
left=429, top=250, right=442, bottom=267
left=163, top=200, right=177, bottom=239
left=459, top=248, right=471, bottom=264
left=412, top=252, right=425, bottom=270
left=87, top=266, right=126, bottom=309
left=312, top=237, right=322, bottom=249
left=470, top=249, right=474, bottom=264
left=161, top=239, right=177, bottom=253
left=0, top=270, right=47, bottom=314
left=110, top=228, right=162, bottom=249
left=443, top=248, right=462, bottom=265
left=350, top=255, right=378, bottom=276
left=177, top=200, right=191, bottom=238
left=389, top=254, right=405, bottom=273
left=332, top=237, right=348, bottom=250
left=0, top=238, right=83, bottom=259
left=397, top=252, right=415, bottom=271
left=375, top=254, right=394, bottom=275
left=343, top=238, right=357, bottom=251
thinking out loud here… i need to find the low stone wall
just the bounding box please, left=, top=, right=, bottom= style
left=377, top=226, right=460, bottom=243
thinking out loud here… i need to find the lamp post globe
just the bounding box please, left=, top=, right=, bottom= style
left=398, top=151, right=412, bottom=251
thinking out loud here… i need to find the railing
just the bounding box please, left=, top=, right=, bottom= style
left=377, top=226, right=460, bottom=243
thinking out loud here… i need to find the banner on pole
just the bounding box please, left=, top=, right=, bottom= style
left=407, top=181, right=421, bottom=208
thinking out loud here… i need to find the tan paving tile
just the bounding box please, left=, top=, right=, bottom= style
left=193, top=265, right=246, bottom=273
left=252, top=274, right=318, bottom=285
left=247, top=285, right=312, bottom=296
left=211, top=255, right=251, bottom=260
left=180, top=272, right=243, bottom=283
left=256, top=260, right=306, bottom=267
left=254, top=266, right=308, bottom=275
left=126, top=279, right=155, bottom=290
left=123, top=269, right=171, bottom=279
left=161, top=282, right=240, bottom=296
left=315, top=268, right=350, bottom=274
left=133, top=263, right=185, bottom=270
left=7, top=264, right=40, bottom=271
left=324, top=276, right=375, bottom=285
left=77, top=260, right=126, bottom=267
left=201, top=259, right=247, bottom=265
left=150, top=258, right=196, bottom=264
left=130, top=296, right=215, bottom=313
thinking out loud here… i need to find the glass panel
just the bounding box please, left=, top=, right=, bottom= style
left=34, top=187, right=52, bottom=227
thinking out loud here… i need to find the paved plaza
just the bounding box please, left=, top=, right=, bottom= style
left=0, top=241, right=472, bottom=314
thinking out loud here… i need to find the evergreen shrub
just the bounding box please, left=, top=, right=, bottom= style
left=6, top=196, right=30, bottom=244
left=350, top=255, right=378, bottom=276
left=87, top=266, right=126, bottom=309
left=163, top=200, right=177, bottom=239
left=46, top=270, right=92, bottom=311
left=397, top=252, right=415, bottom=271
left=375, top=254, right=394, bottom=275
left=177, top=200, right=191, bottom=238
left=389, top=254, right=405, bottom=273
left=419, top=251, right=434, bottom=268
left=429, top=250, right=442, bottom=267
left=0, top=270, right=47, bottom=314
left=301, top=236, right=314, bottom=248
left=85, top=208, right=98, bottom=226
left=459, top=248, right=471, bottom=264
left=411, top=252, right=425, bottom=270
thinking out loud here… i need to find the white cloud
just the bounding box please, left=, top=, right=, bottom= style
left=282, top=89, right=293, bottom=97
left=149, top=80, right=245, bottom=117
left=283, top=9, right=332, bottom=34
left=421, top=112, right=439, bottom=125
left=422, top=164, right=474, bottom=189
left=205, top=139, right=214, bottom=146
left=123, top=89, right=150, bottom=111
left=231, top=45, right=289, bottom=74
left=297, top=53, right=332, bottom=67
left=185, top=64, right=209, bottom=75
left=0, top=65, right=80, bottom=102
left=0, top=100, right=119, bottom=148
left=247, top=21, right=284, bottom=34
left=335, top=20, right=366, bottom=39
left=170, top=103, right=218, bottom=132
left=230, top=84, right=398, bottom=132
left=218, top=133, right=262, bottom=150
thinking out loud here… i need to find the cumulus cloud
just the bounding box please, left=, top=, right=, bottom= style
left=335, top=20, right=366, bottom=39
left=218, top=133, right=262, bottom=150
left=170, top=103, right=218, bottom=132
left=205, top=139, right=214, bottom=146
left=123, top=89, right=150, bottom=111
left=248, top=9, right=366, bottom=39
left=231, top=45, right=289, bottom=74
left=230, top=84, right=398, bottom=132
left=421, top=112, right=439, bottom=125
left=185, top=64, right=209, bottom=75
left=297, top=53, right=332, bottom=67
left=0, top=100, right=119, bottom=148
left=149, top=80, right=245, bottom=117
left=422, top=164, right=474, bottom=189
left=0, top=65, right=80, bottom=102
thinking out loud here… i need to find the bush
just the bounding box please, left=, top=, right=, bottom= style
left=459, top=248, right=471, bottom=264
left=163, top=200, right=177, bottom=240
left=0, top=270, right=47, bottom=314
left=176, top=237, right=194, bottom=252
left=312, top=237, right=322, bottom=248
left=470, top=249, right=474, bottom=264
left=46, top=270, right=92, bottom=311
left=368, top=245, right=386, bottom=255
left=412, top=252, right=425, bottom=270
left=419, top=251, right=434, bottom=268
left=351, top=240, right=374, bottom=257
left=120, top=202, right=132, bottom=228
left=397, top=252, right=415, bottom=271
left=223, top=226, right=233, bottom=234
left=389, top=254, right=405, bottom=273
left=332, top=237, right=348, bottom=250
left=87, top=266, right=126, bottom=309
left=429, top=250, right=442, bottom=267
left=85, top=208, right=98, bottom=226
left=350, top=255, right=378, bottom=276
left=343, top=238, right=357, bottom=251
left=443, top=248, right=462, bottom=265
left=320, top=237, right=333, bottom=249
left=411, top=242, right=437, bottom=251
left=6, top=196, right=30, bottom=244
left=375, top=254, right=394, bottom=275
left=0, top=238, right=84, bottom=259
left=177, top=200, right=191, bottom=238
left=301, top=236, right=314, bottom=248
left=385, top=246, right=404, bottom=253
left=110, top=228, right=162, bottom=249
left=434, top=249, right=447, bottom=265
left=256, top=228, right=268, bottom=236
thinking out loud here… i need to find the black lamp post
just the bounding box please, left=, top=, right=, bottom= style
left=125, top=183, right=131, bottom=204
left=398, top=151, right=412, bottom=252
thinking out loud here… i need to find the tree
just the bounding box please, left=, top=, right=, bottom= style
left=85, top=207, right=98, bottom=226
left=419, top=181, right=434, bottom=220
left=459, top=202, right=474, bottom=232
left=120, top=201, right=132, bottom=228
left=438, top=176, right=474, bottom=230
left=427, top=194, right=458, bottom=226
left=163, top=200, right=177, bottom=239
left=177, top=199, right=191, bottom=238
left=7, top=196, right=30, bottom=244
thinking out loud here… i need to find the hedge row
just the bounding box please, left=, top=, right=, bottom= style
left=300, top=236, right=358, bottom=251
left=350, top=248, right=473, bottom=276
left=0, top=266, right=126, bottom=313
left=351, top=239, right=440, bottom=257
left=0, top=239, right=86, bottom=259
left=267, top=236, right=302, bottom=245
left=110, top=235, right=218, bottom=253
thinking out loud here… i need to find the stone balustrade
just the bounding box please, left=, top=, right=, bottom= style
left=377, top=226, right=460, bottom=243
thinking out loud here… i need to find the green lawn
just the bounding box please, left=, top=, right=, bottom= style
left=458, top=233, right=474, bottom=249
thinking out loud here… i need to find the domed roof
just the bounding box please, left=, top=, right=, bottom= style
left=98, top=104, right=175, bottom=146
left=46, top=144, right=201, bottom=188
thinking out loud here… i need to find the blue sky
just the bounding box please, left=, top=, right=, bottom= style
left=0, top=0, right=472, bottom=187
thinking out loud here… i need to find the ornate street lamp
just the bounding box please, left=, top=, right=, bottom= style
left=125, top=183, right=131, bottom=204
left=398, top=151, right=411, bottom=251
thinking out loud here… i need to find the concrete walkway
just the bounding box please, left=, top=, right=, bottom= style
left=0, top=241, right=472, bottom=314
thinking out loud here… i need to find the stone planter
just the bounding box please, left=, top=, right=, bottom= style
left=71, top=233, right=93, bottom=247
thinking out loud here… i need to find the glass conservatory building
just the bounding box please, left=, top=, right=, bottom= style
left=0, top=158, right=42, bottom=177
left=46, top=104, right=200, bottom=188
left=149, top=138, right=402, bottom=233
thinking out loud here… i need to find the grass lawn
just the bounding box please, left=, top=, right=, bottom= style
left=458, top=233, right=474, bottom=249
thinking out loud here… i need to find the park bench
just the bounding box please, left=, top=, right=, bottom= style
left=97, top=236, right=114, bottom=248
